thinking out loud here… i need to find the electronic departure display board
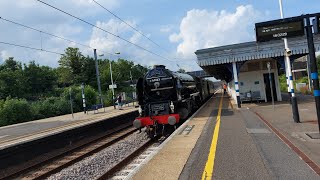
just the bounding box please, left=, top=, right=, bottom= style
left=255, top=17, right=305, bottom=42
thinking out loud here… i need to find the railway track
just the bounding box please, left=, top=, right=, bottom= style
left=2, top=96, right=213, bottom=180
left=101, top=136, right=170, bottom=180
left=96, top=138, right=154, bottom=180
left=2, top=125, right=138, bottom=180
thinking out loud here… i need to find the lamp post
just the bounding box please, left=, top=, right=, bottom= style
left=110, top=59, right=115, bottom=109
left=94, top=49, right=103, bottom=107
left=278, top=0, right=300, bottom=123
left=110, top=52, right=120, bottom=109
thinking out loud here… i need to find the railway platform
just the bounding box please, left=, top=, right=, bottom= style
left=0, top=103, right=138, bottom=176
left=132, top=91, right=320, bottom=179
left=0, top=103, right=137, bottom=149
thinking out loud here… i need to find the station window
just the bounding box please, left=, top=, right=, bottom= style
left=254, top=81, right=259, bottom=85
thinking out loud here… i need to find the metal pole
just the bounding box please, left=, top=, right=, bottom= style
left=305, top=17, right=320, bottom=132
left=69, top=88, right=74, bottom=118
left=232, top=62, right=241, bottom=108
left=130, top=70, right=135, bottom=106
left=267, top=62, right=275, bottom=109
left=285, top=59, right=291, bottom=101
left=81, top=83, right=86, bottom=114
left=306, top=55, right=312, bottom=92
left=93, top=49, right=103, bottom=107
left=279, top=0, right=291, bottom=101
left=278, top=0, right=284, bottom=18
left=278, top=0, right=300, bottom=123
left=110, top=60, right=116, bottom=109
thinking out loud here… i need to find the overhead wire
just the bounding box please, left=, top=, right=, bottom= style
left=91, top=0, right=191, bottom=63
left=91, top=0, right=171, bottom=54
left=0, top=41, right=63, bottom=55
left=0, top=16, right=113, bottom=57
left=36, top=0, right=175, bottom=62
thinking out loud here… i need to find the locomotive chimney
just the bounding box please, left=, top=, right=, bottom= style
left=153, top=65, right=166, bottom=69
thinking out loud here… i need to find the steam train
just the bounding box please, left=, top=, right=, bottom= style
left=133, top=65, right=214, bottom=137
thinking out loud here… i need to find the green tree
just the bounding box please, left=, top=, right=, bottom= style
left=58, top=47, right=86, bottom=85
left=61, top=85, right=98, bottom=112
left=82, top=56, right=97, bottom=88
left=0, top=57, right=22, bottom=71
left=0, top=98, right=33, bottom=126
left=100, top=59, right=148, bottom=91
left=24, top=61, right=57, bottom=98
left=0, top=57, right=28, bottom=99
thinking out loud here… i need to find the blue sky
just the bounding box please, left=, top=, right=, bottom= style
left=0, top=0, right=319, bottom=71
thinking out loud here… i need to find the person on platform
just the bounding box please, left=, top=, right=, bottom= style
left=117, top=94, right=123, bottom=110
left=223, top=84, right=227, bottom=95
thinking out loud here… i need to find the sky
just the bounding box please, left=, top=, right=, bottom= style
left=0, top=0, right=319, bottom=72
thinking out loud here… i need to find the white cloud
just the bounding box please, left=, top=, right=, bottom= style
left=0, top=0, right=123, bottom=67
left=88, top=19, right=158, bottom=64
left=160, top=25, right=173, bottom=33
left=0, top=50, right=10, bottom=63
left=87, top=19, right=186, bottom=71
left=170, top=5, right=264, bottom=58
left=89, top=19, right=133, bottom=54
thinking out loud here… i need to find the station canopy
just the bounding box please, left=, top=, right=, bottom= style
left=195, top=34, right=320, bottom=82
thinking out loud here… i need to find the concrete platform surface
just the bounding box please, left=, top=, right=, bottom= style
left=0, top=103, right=137, bottom=149
left=132, top=92, right=320, bottom=179
left=244, top=93, right=320, bottom=176
left=132, top=95, right=218, bottom=180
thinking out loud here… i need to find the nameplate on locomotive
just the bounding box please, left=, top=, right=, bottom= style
left=147, top=77, right=172, bottom=83
left=151, top=104, right=165, bottom=111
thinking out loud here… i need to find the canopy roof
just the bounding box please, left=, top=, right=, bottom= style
left=195, top=34, right=320, bottom=81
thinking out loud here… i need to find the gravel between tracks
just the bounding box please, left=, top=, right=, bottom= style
left=47, top=131, right=149, bottom=180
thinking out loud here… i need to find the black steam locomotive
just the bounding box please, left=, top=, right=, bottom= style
left=133, top=65, right=213, bottom=137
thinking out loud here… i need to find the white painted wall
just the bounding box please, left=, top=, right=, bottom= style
left=228, top=79, right=237, bottom=103
left=227, top=59, right=282, bottom=103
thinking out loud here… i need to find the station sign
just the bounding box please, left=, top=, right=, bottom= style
left=255, top=16, right=304, bottom=42
left=109, top=84, right=117, bottom=89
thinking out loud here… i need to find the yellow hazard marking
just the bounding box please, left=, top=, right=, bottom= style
left=202, top=94, right=224, bottom=180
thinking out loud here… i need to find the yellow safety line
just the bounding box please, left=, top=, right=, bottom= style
left=202, top=93, right=224, bottom=180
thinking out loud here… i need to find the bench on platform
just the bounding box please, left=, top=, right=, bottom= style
left=240, top=91, right=261, bottom=103
left=89, top=104, right=104, bottom=114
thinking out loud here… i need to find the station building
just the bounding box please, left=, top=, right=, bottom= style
left=195, top=34, right=320, bottom=106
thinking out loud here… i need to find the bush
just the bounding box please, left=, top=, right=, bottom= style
left=62, top=86, right=82, bottom=112
left=0, top=98, right=33, bottom=126
left=279, top=74, right=288, bottom=92
left=297, top=76, right=309, bottom=84
left=82, top=85, right=98, bottom=107
left=300, top=86, right=310, bottom=95
left=32, top=97, right=70, bottom=119
left=103, top=90, right=114, bottom=106
left=61, top=85, right=98, bottom=112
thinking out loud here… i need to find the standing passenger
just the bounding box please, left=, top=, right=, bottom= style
left=117, top=94, right=123, bottom=110
left=223, top=84, right=227, bottom=95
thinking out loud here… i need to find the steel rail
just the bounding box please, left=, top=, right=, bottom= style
left=1, top=125, right=137, bottom=180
